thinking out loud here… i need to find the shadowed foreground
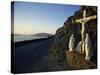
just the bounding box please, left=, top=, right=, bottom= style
left=13, top=38, right=73, bottom=74
left=14, top=38, right=53, bottom=73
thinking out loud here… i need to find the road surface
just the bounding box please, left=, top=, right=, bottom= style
left=14, top=38, right=53, bottom=73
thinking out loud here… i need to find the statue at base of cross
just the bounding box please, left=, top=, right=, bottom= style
left=85, top=33, right=93, bottom=61
left=72, top=33, right=93, bottom=61
left=75, top=41, right=82, bottom=53
left=69, top=34, right=75, bottom=52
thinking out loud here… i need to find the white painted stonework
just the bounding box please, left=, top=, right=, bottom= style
left=85, top=33, right=93, bottom=61
left=67, top=10, right=97, bottom=61
left=76, top=10, right=96, bottom=54
left=69, top=34, right=75, bottom=52
left=75, top=41, right=82, bottom=53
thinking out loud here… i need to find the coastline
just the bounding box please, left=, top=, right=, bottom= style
left=12, top=36, right=54, bottom=47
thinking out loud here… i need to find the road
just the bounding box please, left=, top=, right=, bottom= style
left=14, top=38, right=53, bottom=73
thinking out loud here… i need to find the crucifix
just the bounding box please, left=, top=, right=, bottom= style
left=75, top=10, right=96, bottom=54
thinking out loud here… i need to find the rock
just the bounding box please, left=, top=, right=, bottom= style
left=66, top=51, right=96, bottom=69
left=52, top=6, right=97, bottom=65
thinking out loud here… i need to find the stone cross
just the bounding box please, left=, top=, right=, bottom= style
left=75, top=10, right=96, bottom=54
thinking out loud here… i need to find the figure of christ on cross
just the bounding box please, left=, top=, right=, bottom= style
left=75, top=10, right=96, bottom=54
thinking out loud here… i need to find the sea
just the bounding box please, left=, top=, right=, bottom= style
left=14, top=35, right=48, bottom=43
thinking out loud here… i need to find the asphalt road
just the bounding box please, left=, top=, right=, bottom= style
left=14, top=38, right=53, bottom=73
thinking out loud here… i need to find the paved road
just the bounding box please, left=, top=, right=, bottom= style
left=14, top=39, right=53, bottom=73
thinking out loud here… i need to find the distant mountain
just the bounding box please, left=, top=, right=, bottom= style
left=12, top=33, right=54, bottom=37
left=31, top=33, right=53, bottom=37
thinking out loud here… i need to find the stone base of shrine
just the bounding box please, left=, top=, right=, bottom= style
left=65, top=50, right=96, bottom=70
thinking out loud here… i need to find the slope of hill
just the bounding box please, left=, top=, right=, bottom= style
left=49, top=6, right=97, bottom=69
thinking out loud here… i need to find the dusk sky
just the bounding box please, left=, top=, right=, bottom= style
left=13, top=1, right=80, bottom=35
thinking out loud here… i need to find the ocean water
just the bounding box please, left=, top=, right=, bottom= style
left=14, top=35, right=47, bottom=43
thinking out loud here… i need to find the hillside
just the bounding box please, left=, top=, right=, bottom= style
left=49, top=6, right=97, bottom=69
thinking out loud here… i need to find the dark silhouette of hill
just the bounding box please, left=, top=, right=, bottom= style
left=31, top=33, right=53, bottom=37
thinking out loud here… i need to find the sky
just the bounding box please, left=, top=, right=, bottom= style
left=12, top=1, right=80, bottom=35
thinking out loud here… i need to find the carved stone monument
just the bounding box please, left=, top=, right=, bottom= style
left=68, top=10, right=96, bottom=61
left=75, top=10, right=96, bottom=54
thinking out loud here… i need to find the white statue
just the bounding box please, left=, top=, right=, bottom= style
left=75, top=41, right=82, bottom=53
left=69, top=34, right=75, bottom=52
left=85, top=33, right=93, bottom=61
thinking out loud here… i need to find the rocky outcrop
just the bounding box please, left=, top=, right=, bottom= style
left=66, top=51, right=96, bottom=69
left=51, top=6, right=97, bottom=67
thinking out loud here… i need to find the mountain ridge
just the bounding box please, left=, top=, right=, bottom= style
left=31, top=33, right=53, bottom=37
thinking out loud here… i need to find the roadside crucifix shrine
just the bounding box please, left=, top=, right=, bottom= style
left=75, top=10, right=96, bottom=54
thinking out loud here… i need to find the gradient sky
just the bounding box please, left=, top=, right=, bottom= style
left=13, top=1, right=80, bottom=35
